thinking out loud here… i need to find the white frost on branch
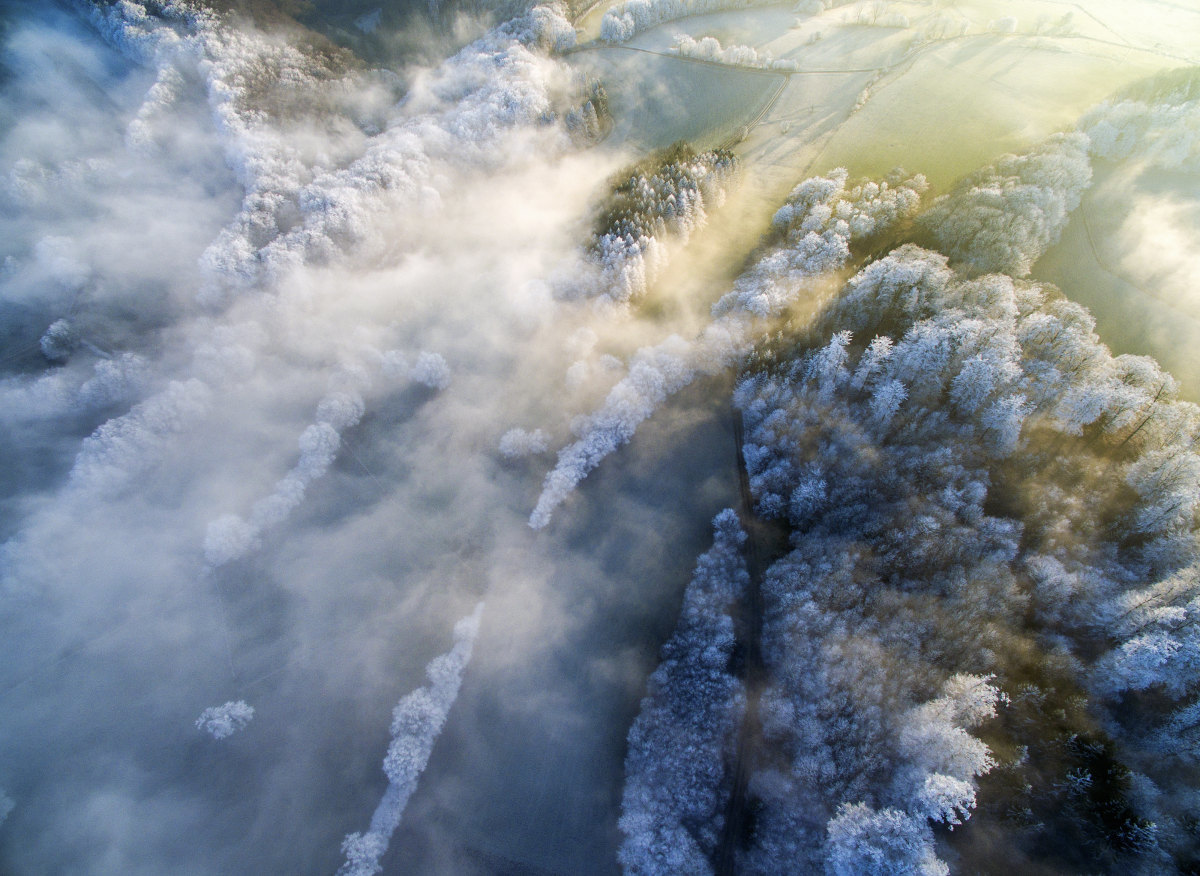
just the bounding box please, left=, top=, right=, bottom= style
left=337, top=603, right=484, bottom=876
left=726, top=168, right=927, bottom=318
left=824, top=677, right=999, bottom=874
left=528, top=2, right=578, bottom=52
left=890, top=675, right=1001, bottom=825
left=563, top=149, right=738, bottom=304
left=825, top=803, right=947, bottom=876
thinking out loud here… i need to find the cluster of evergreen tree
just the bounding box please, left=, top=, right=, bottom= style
left=564, top=78, right=611, bottom=144
left=562, top=143, right=737, bottom=303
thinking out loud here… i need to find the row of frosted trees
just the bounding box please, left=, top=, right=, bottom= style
left=615, top=70, right=1200, bottom=874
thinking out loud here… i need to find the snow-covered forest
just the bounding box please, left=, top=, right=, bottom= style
left=2, top=0, right=1199, bottom=874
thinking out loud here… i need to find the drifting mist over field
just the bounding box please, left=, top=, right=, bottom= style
left=1, top=0, right=1199, bottom=874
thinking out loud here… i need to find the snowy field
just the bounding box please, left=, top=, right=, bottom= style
left=570, top=0, right=1200, bottom=391
left=1035, top=164, right=1200, bottom=400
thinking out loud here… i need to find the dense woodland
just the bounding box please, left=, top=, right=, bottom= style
left=618, top=70, right=1200, bottom=874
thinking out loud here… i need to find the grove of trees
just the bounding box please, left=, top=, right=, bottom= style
left=616, top=83, right=1200, bottom=871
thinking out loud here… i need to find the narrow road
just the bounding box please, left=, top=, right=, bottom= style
left=714, top=403, right=787, bottom=874
left=719, top=74, right=789, bottom=150
left=1077, top=200, right=1154, bottom=300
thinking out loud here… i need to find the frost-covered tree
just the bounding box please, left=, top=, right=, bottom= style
left=532, top=169, right=926, bottom=528
left=195, top=700, right=254, bottom=740
left=1080, top=69, right=1200, bottom=172
left=39, top=319, right=77, bottom=363
left=825, top=804, right=947, bottom=876
left=671, top=35, right=799, bottom=72
left=338, top=603, right=483, bottom=876
left=203, top=383, right=366, bottom=569
left=601, top=0, right=765, bottom=43
left=498, top=427, right=550, bottom=458
left=203, top=348, right=453, bottom=570
left=562, top=144, right=738, bottom=304
left=920, top=132, right=1092, bottom=277
left=619, top=510, right=749, bottom=875
left=407, top=352, right=451, bottom=390
left=598, top=0, right=847, bottom=42
left=527, top=2, right=577, bottom=52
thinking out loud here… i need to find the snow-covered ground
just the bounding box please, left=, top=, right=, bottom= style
left=567, top=0, right=1200, bottom=394
left=1035, top=165, right=1200, bottom=400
